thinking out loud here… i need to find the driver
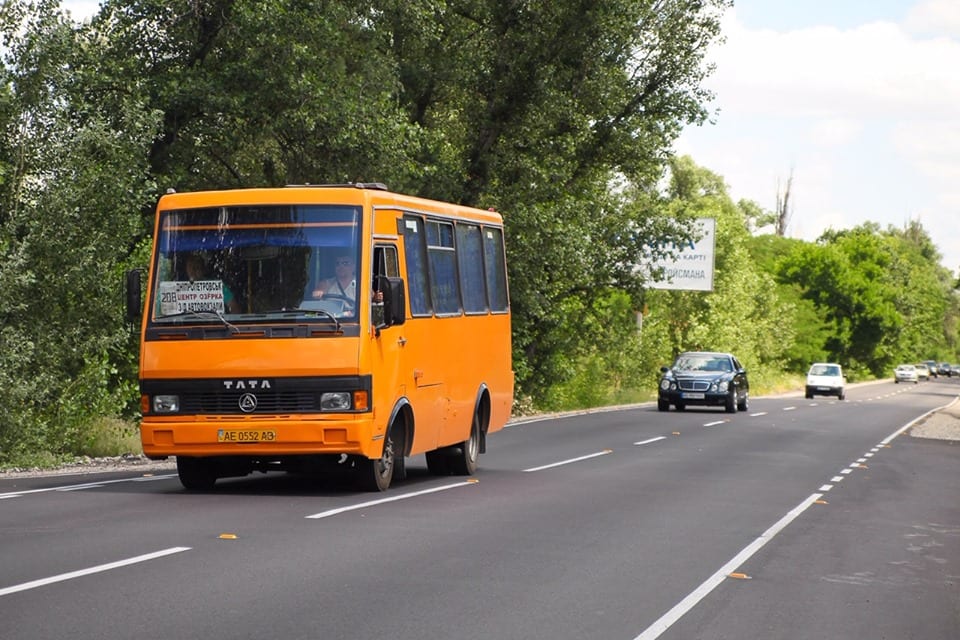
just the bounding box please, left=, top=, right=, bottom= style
left=311, top=253, right=356, bottom=311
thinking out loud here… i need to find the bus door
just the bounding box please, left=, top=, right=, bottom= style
left=369, top=243, right=411, bottom=435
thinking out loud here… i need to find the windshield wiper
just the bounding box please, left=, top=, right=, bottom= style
left=262, top=308, right=342, bottom=332
left=157, top=309, right=239, bottom=333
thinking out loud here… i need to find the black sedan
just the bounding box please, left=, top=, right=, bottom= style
left=658, top=351, right=749, bottom=413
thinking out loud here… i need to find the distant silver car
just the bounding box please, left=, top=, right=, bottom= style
left=805, top=363, right=845, bottom=399
left=894, top=364, right=919, bottom=384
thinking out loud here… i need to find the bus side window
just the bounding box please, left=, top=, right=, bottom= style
left=373, top=245, right=399, bottom=324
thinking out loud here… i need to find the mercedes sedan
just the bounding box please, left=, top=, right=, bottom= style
left=658, top=351, right=749, bottom=413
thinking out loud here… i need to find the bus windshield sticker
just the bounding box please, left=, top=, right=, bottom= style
left=159, top=280, right=226, bottom=314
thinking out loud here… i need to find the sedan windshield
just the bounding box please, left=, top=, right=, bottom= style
left=673, top=355, right=732, bottom=373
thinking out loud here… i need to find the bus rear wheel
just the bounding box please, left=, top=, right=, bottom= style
left=427, top=411, right=480, bottom=476
left=176, top=456, right=217, bottom=490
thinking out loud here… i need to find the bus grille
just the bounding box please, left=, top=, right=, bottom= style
left=180, top=391, right=318, bottom=414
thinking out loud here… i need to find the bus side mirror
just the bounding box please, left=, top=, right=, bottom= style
left=381, top=276, right=405, bottom=327
left=126, top=269, right=143, bottom=323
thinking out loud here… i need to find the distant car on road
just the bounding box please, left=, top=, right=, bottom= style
left=894, top=364, right=919, bottom=384
left=952, top=364, right=960, bottom=377
left=805, top=363, right=845, bottom=400
left=658, top=351, right=749, bottom=413
left=922, top=360, right=939, bottom=378
left=914, top=363, right=931, bottom=380
left=939, top=362, right=953, bottom=377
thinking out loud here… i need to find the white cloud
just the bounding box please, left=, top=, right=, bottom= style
left=905, top=0, right=960, bottom=37
left=678, top=4, right=960, bottom=270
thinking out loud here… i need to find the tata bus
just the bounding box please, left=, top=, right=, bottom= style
left=126, top=183, right=513, bottom=491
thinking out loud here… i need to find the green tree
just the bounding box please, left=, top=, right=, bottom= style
left=0, top=2, right=158, bottom=463
left=639, top=157, right=795, bottom=387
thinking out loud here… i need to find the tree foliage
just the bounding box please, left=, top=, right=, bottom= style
left=1, top=0, right=958, bottom=464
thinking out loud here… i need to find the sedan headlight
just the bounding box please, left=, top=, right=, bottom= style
left=659, top=379, right=672, bottom=391
left=711, top=381, right=729, bottom=393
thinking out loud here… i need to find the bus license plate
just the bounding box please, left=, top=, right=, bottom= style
left=217, top=429, right=277, bottom=443
left=681, top=392, right=705, bottom=399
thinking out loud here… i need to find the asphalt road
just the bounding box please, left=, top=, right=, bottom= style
left=1, top=378, right=958, bottom=640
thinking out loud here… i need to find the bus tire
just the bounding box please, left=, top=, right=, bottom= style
left=448, top=411, right=481, bottom=476
left=177, top=456, right=217, bottom=490
left=357, top=428, right=395, bottom=492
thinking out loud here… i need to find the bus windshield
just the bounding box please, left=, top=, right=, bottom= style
left=150, top=204, right=362, bottom=322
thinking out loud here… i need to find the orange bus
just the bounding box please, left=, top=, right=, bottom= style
left=126, top=183, right=513, bottom=491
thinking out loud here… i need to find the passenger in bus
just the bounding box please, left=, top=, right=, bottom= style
left=185, top=253, right=241, bottom=313
left=311, top=254, right=357, bottom=311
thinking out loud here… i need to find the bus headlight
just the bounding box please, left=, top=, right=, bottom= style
left=153, top=395, right=180, bottom=413
left=320, top=392, right=352, bottom=411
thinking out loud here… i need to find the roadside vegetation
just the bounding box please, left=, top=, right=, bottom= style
left=1, top=1, right=957, bottom=468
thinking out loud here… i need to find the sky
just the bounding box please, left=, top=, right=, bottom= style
left=60, top=1, right=960, bottom=271
left=674, top=0, right=960, bottom=272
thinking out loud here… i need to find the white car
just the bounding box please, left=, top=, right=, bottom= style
left=894, top=364, right=919, bottom=384
left=805, top=363, right=845, bottom=400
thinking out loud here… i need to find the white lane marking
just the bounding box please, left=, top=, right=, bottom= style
left=634, top=437, right=667, bottom=446
left=848, top=462, right=861, bottom=468
left=819, top=485, right=834, bottom=491
left=749, top=412, right=768, bottom=417
left=0, top=474, right=178, bottom=500
left=633, top=493, right=823, bottom=640
left=703, top=420, right=726, bottom=427
left=783, top=406, right=796, bottom=412
left=856, top=458, right=867, bottom=463
left=305, top=481, right=476, bottom=519
left=523, top=450, right=613, bottom=473
left=864, top=453, right=874, bottom=458
left=0, top=547, right=191, bottom=597
left=840, top=469, right=852, bottom=475
left=831, top=476, right=844, bottom=482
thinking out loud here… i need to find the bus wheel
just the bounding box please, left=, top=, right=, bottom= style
left=177, top=456, right=217, bottom=490
left=448, top=411, right=480, bottom=476
left=357, top=430, right=395, bottom=492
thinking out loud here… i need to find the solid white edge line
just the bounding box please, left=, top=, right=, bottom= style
left=634, top=437, right=667, bottom=446
left=523, top=450, right=613, bottom=473
left=633, top=493, right=823, bottom=640
left=0, top=547, right=191, bottom=597
left=305, top=481, right=476, bottom=519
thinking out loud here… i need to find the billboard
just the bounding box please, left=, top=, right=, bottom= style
left=643, top=218, right=716, bottom=291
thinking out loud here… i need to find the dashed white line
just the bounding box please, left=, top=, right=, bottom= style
left=306, top=480, right=477, bottom=519
left=523, top=450, right=613, bottom=472
left=0, top=547, right=191, bottom=597
left=0, top=474, right=178, bottom=500
left=634, top=437, right=667, bottom=446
